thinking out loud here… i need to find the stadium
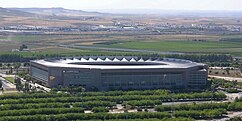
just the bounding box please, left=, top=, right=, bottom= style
left=30, top=56, right=208, bottom=91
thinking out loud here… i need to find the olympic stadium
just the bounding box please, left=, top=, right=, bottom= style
left=30, top=56, right=208, bottom=91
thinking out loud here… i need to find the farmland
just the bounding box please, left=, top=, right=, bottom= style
left=0, top=90, right=229, bottom=121
left=0, top=7, right=242, bottom=121
left=0, top=33, right=242, bottom=57
left=96, top=40, right=242, bottom=56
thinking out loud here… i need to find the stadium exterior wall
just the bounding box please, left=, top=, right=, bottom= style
left=30, top=56, right=208, bottom=91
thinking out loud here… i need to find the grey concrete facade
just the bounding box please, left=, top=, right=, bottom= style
left=30, top=56, right=208, bottom=91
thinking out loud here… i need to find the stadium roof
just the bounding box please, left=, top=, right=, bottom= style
left=31, top=56, right=205, bottom=69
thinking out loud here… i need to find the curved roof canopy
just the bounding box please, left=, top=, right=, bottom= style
left=31, top=56, right=205, bottom=69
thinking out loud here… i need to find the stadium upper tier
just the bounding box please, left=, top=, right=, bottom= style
left=31, top=56, right=204, bottom=69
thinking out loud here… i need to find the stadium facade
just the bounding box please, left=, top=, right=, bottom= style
left=30, top=56, right=208, bottom=91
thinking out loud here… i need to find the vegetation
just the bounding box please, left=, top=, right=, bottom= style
left=0, top=112, right=171, bottom=121
left=0, top=51, right=234, bottom=63
left=0, top=80, right=2, bottom=89
left=124, top=100, right=162, bottom=107
left=162, top=54, right=233, bottom=62
left=80, top=118, right=195, bottom=121
left=92, top=107, right=109, bottom=113
left=0, top=35, right=52, bottom=42
left=0, top=108, right=84, bottom=117
left=0, top=91, right=226, bottom=105
left=174, top=109, right=226, bottom=119
left=19, top=44, right=28, bottom=51
left=102, top=41, right=242, bottom=55
left=211, top=78, right=242, bottom=91
left=208, top=62, right=242, bottom=72
left=0, top=89, right=228, bottom=120
left=4, top=77, right=15, bottom=84
left=227, top=117, right=242, bottom=121
left=155, top=103, right=228, bottom=112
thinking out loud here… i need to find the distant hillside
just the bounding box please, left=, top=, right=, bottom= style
left=9, top=7, right=103, bottom=16
left=0, top=7, right=34, bottom=17
left=94, top=9, right=242, bottom=17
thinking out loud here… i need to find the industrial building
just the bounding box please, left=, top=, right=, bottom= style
left=30, top=56, right=208, bottom=91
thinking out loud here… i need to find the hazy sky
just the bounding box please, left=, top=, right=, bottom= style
left=0, top=0, right=242, bottom=11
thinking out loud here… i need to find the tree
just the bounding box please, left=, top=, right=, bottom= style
left=24, top=83, right=30, bottom=93
left=0, top=80, right=2, bottom=88
left=13, top=63, right=21, bottom=74
left=0, top=80, right=3, bottom=93
left=15, top=78, right=23, bottom=91
left=23, top=63, right=30, bottom=67
left=91, top=107, right=109, bottom=113
left=13, top=63, right=21, bottom=69
left=19, top=44, right=28, bottom=51
left=6, top=63, right=11, bottom=68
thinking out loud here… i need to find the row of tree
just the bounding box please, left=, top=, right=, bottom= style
left=0, top=54, right=62, bottom=62
left=0, top=53, right=233, bottom=63
left=0, top=92, right=226, bottom=105
left=211, top=78, right=239, bottom=89
left=208, top=62, right=242, bottom=71
left=76, top=118, right=194, bottom=121
left=124, top=100, right=163, bottom=107
left=163, top=54, right=233, bottom=62
left=174, top=109, right=226, bottom=119
left=0, top=109, right=225, bottom=121
left=0, top=92, right=71, bottom=100
left=4, top=98, right=240, bottom=113
left=0, top=101, right=116, bottom=111
left=0, top=108, right=84, bottom=117
left=155, top=102, right=228, bottom=112
left=155, top=101, right=242, bottom=113
left=0, top=102, right=70, bottom=111
left=0, top=90, right=170, bottom=100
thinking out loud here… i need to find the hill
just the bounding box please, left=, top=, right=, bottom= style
left=9, top=7, right=103, bottom=17
left=0, top=7, right=34, bottom=17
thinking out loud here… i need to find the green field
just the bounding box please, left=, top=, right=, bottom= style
left=4, top=77, right=15, bottom=84
left=2, top=40, right=242, bottom=57
left=1, top=34, right=242, bottom=57
left=100, top=41, right=242, bottom=56
left=0, top=47, right=141, bottom=58
left=0, top=35, right=55, bottom=42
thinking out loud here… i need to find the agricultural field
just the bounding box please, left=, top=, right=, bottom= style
left=105, top=41, right=242, bottom=51
left=1, top=33, right=242, bottom=57
left=95, top=40, right=242, bottom=56
left=0, top=47, right=138, bottom=58
left=1, top=5, right=242, bottom=121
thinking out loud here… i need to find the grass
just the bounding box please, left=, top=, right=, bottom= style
left=0, top=35, right=56, bottom=42
left=0, top=47, right=145, bottom=58
left=1, top=40, right=242, bottom=57
left=99, top=40, right=242, bottom=55
left=4, top=77, right=15, bottom=84
left=1, top=34, right=242, bottom=57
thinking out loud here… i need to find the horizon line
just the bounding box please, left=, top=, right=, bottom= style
left=3, top=7, right=242, bottom=12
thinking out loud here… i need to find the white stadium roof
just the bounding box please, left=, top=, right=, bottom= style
left=31, top=56, right=205, bottom=69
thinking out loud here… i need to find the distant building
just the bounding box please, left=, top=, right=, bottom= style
left=30, top=56, right=208, bottom=91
